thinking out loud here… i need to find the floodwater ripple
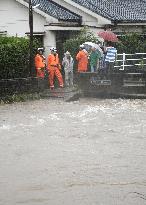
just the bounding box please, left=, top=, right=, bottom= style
left=0, top=98, right=146, bottom=205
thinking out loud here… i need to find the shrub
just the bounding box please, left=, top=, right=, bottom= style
left=0, top=36, right=40, bottom=79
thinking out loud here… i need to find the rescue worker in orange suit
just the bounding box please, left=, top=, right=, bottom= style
left=47, top=47, right=64, bottom=89
left=35, top=48, right=46, bottom=78
left=76, top=45, right=88, bottom=72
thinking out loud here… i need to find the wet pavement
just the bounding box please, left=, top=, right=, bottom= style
left=0, top=98, right=146, bottom=205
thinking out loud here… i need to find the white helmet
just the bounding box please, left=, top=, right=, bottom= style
left=37, top=47, right=44, bottom=52
left=50, top=47, right=57, bottom=52
left=79, top=44, right=85, bottom=49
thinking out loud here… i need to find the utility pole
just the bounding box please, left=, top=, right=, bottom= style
left=29, top=0, right=33, bottom=76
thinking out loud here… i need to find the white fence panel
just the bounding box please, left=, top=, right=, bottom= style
left=114, top=53, right=146, bottom=70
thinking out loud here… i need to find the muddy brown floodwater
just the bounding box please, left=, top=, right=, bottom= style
left=0, top=98, right=146, bottom=205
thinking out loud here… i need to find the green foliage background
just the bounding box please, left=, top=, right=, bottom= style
left=116, top=33, right=146, bottom=53
left=64, top=30, right=146, bottom=55
left=0, top=36, right=40, bottom=79
left=63, top=28, right=99, bottom=58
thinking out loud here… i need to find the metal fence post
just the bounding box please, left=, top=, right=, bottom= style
left=122, top=53, right=125, bottom=70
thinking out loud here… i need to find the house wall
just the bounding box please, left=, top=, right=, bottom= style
left=1, top=0, right=145, bottom=59
left=0, top=0, right=58, bottom=58
left=0, top=0, right=48, bottom=37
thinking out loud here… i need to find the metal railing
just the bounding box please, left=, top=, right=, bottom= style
left=114, top=53, right=146, bottom=70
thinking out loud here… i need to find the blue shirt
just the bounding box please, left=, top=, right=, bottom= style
left=105, top=47, right=117, bottom=62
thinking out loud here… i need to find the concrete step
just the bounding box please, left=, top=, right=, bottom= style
left=123, top=80, right=145, bottom=87
left=124, top=73, right=144, bottom=75
left=118, top=93, right=146, bottom=99
left=40, top=87, right=80, bottom=102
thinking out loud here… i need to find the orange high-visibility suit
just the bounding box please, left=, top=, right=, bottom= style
left=76, top=50, right=88, bottom=72
left=35, top=54, right=45, bottom=78
left=47, top=53, right=63, bottom=88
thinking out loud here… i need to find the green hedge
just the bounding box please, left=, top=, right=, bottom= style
left=0, top=36, right=40, bottom=79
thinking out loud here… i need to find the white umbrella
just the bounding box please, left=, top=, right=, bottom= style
left=83, top=42, right=103, bottom=54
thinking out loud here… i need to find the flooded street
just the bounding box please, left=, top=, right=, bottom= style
left=0, top=98, right=146, bottom=205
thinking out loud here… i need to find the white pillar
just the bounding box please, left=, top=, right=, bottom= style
left=44, top=30, right=56, bottom=57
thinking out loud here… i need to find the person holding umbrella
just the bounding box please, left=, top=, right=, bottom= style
left=104, top=41, right=117, bottom=78
left=89, top=46, right=101, bottom=72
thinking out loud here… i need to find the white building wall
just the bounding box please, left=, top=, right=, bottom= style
left=44, top=31, right=56, bottom=57
left=0, top=0, right=57, bottom=37
left=0, top=0, right=63, bottom=60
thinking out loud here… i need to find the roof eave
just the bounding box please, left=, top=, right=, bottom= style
left=16, top=0, right=81, bottom=24
left=112, top=20, right=146, bottom=25
left=49, top=0, right=82, bottom=20
left=58, top=17, right=82, bottom=24
left=61, top=0, right=111, bottom=24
